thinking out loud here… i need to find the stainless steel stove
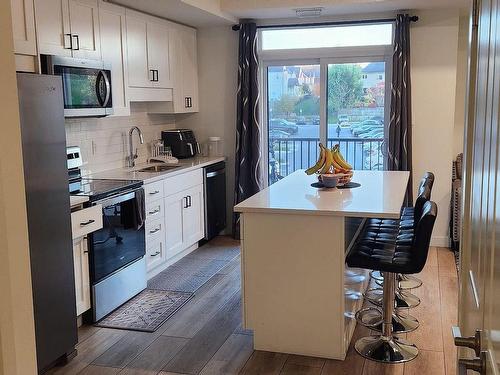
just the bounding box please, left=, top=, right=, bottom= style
left=67, top=147, right=147, bottom=322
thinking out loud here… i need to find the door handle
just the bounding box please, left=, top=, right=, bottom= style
left=149, top=69, right=155, bottom=81
left=149, top=190, right=160, bottom=195
left=453, top=326, right=482, bottom=356
left=64, top=33, right=73, bottom=49
left=72, top=34, right=80, bottom=50
left=188, top=195, right=192, bottom=207
left=150, top=251, right=161, bottom=257
left=148, top=208, right=160, bottom=215
left=458, top=351, right=486, bottom=375
left=154, top=70, right=159, bottom=82
left=149, top=227, right=161, bottom=234
left=183, top=196, right=189, bottom=209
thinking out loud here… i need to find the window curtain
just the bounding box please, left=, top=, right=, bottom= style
left=388, top=14, right=413, bottom=205
left=233, top=22, right=264, bottom=239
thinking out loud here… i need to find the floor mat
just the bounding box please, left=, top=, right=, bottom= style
left=147, top=256, right=233, bottom=293
left=96, top=289, right=193, bottom=332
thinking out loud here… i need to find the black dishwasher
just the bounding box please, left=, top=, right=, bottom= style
left=203, top=161, right=227, bottom=240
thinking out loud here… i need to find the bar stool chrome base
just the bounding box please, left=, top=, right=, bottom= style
left=364, top=287, right=421, bottom=309
left=371, top=271, right=423, bottom=290
left=354, top=335, right=419, bottom=363
left=355, top=307, right=419, bottom=333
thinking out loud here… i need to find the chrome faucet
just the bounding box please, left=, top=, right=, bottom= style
left=128, top=126, right=144, bottom=167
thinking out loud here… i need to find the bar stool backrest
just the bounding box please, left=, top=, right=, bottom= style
left=410, top=201, right=437, bottom=274
left=414, top=184, right=432, bottom=221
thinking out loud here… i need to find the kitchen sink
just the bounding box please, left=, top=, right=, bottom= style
left=136, top=164, right=181, bottom=172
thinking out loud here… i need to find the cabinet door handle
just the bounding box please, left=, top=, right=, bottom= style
left=150, top=250, right=161, bottom=257
left=149, top=227, right=161, bottom=234
left=80, top=219, right=95, bottom=226
left=183, top=196, right=188, bottom=208
left=188, top=97, right=192, bottom=108
left=187, top=195, right=192, bottom=207
left=148, top=208, right=160, bottom=215
left=154, top=70, right=159, bottom=82
left=64, top=33, right=73, bottom=49
left=149, top=69, right=155, bottom=81
left=149, top=190, right=160, bottom=195
left=72, top=34, right=80, bottom=50
left=185, top=97, right=189, bottom=108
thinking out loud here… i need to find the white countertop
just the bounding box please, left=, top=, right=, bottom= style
left=87, top=156, right=225, bottom=183
left=70, top=195, right=89, bottom=208
left=234, top=170, right=410, bottom=219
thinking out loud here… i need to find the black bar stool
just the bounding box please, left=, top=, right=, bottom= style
left=369, top=173, right=434, bottom=290
left=346, top=201, right=437, bottom=363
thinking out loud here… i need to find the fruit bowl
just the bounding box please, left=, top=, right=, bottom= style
left=318, top=171, right=353, bottom=187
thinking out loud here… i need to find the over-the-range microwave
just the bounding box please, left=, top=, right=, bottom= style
left=41, top=55, right=113, bottom=118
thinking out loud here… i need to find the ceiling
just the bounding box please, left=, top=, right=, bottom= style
left=110, top=0, right=470, bottom=27
left=110, top=0, right=237, bottom=27
left=221, top=0, right=470, bottom=19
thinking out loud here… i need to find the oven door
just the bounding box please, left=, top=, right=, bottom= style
left=89, top=189, right=145, bottom=284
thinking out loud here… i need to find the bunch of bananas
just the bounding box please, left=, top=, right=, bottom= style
left=305, top=143, right=353, bottom=175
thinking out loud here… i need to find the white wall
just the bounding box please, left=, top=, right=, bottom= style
left=65, top=104, right=176, bottom=175
left=453, top=13, right=470, bottom=156
left=0, top=1, right=38, bottom=374
left=177, top=26, right=239, bottom=232
left=411, top=8, right=462, bottom=247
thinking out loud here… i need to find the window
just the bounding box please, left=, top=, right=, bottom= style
left=261, top=24, right=393, bottom=50
left=262, top=23, right=392, bottom=185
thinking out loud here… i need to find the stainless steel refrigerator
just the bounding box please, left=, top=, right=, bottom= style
left=17, top=73, right=77, bottom=373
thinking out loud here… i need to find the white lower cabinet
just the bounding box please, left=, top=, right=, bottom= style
left=164, top=190, right=187, bottom=259
left=182, top=184, right=205, bottom=246
left=73, top=236, right=91, bottom=316
left=144, top=169, right=205, bottom=276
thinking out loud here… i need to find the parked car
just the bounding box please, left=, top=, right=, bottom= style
left=296, top=117, right=307, bottom=125
left=338, top=115, right=349, bottom=123
left=269, top=130, right=290, bottom=139
left=269, top=119, right=299, bottom=134
left=353, top=124, right=383, bottom=136
left=359, top=129, right=384, bottom=138
left=369, top=116, right=384, bottom=124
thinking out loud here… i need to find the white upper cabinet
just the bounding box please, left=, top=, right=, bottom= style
left=169, top=24, right=199, bottom=113
left=10, top=0, right=37, bottom=55
left=126, top=10, right=173, bottom=90
left=125, top=14, right=150, bottom=88
left=98, top=1, right=129, bottom=116
left=68, top=0, right=101, bottom=59
left=147, top=21, right=172, bottom=89
left=34, top=0, right=72, bottom=56
left=35, top=0, right=101, bottom=59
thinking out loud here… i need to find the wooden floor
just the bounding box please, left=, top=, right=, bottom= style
left=47, top=239, right=458, bottom=375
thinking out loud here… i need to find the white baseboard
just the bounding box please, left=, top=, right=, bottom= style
left=431, top=236, right=451, bottom=248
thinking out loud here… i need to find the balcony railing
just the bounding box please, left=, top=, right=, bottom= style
left=269, top=137, right=385, bottom=184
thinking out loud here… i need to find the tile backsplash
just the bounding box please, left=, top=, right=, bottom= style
left=65, top=104, right=176, bottom=176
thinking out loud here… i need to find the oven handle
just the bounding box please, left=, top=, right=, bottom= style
left=92, top=188, right=143, bottom=207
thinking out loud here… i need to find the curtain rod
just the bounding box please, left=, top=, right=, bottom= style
left=231, top=16, right=418, bottom=31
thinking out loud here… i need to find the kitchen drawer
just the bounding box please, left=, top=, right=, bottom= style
left=146, top=199, right=164, bottom=220
left=71, top=205, right=103, bottom=239
left=164, top=168, right=203, bottom=197
left=145, top=216, right=164, bottom=242
left=146, top=237, right=165, bottom=271
left=144, top=180, right=164, bottom=202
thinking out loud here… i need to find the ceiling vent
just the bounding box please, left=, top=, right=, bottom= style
left=295, top=7, right=323, bottom=18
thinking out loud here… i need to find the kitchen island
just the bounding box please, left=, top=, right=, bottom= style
left=234, top=170, right=409, bottom=359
